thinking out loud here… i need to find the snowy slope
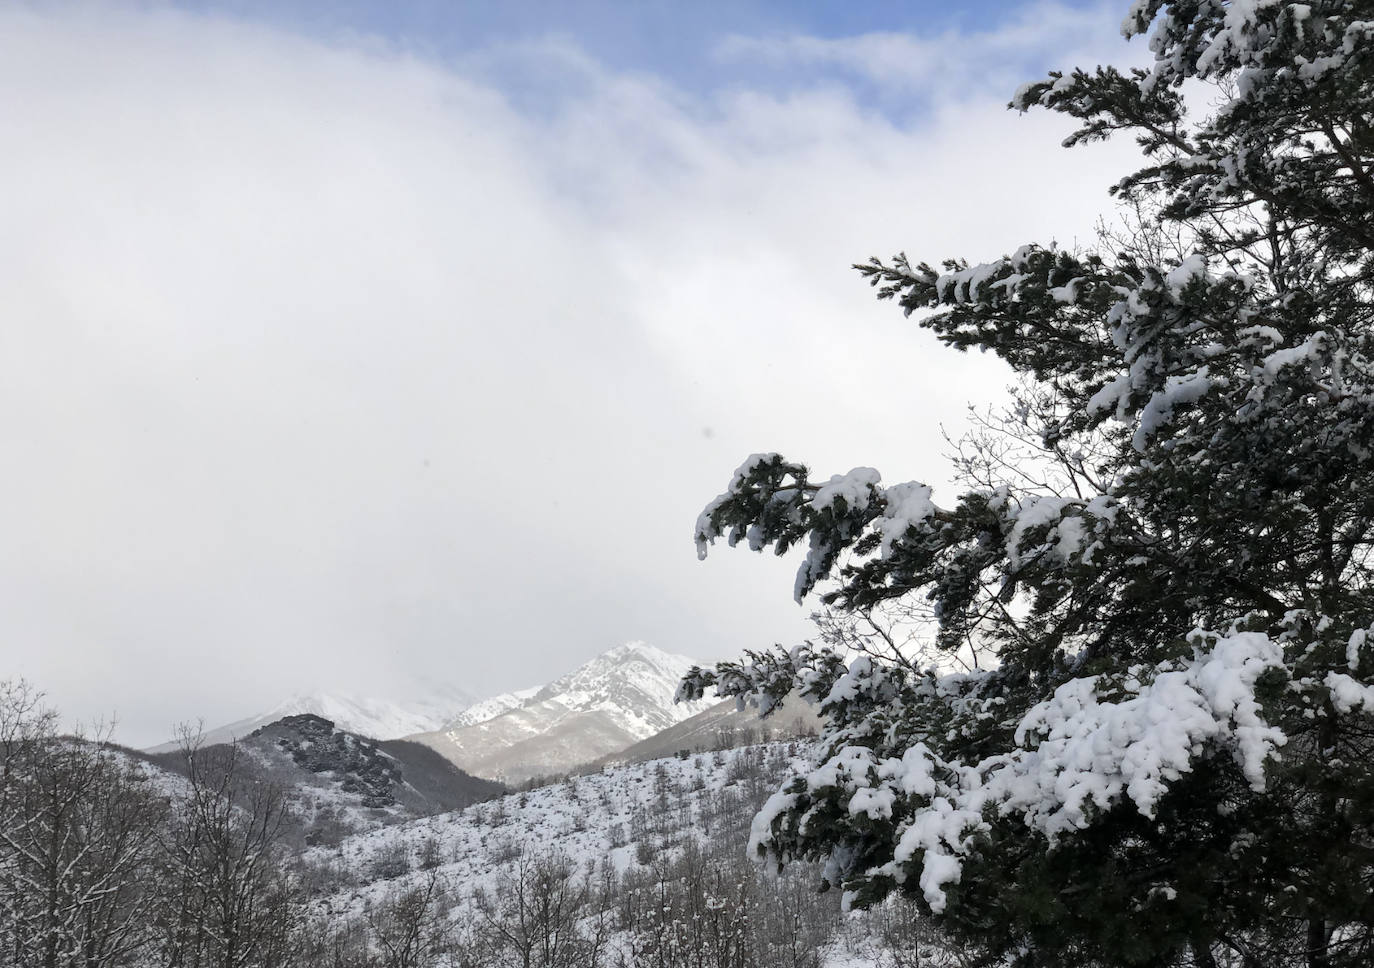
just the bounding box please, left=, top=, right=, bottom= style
left=307, top=741, right=811, bottom=914
left=303, top=741, right=916, bottom=966
left=146, top=684, right=477, bottom=753
left=443, top=686, right=541, bottom=729
left=407, top=642, right=715, bottom=782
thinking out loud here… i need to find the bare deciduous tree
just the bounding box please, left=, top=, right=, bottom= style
left=155, top=728, right=300, bottom=968
left=0, top=680, right=165, bottom=968
left=366, top=867, right=454, bottom=968
left=471, top=850, right=607, bottom=968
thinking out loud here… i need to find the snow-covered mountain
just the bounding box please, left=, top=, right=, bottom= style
left=146, top=684, right=477, bottom=753
left=407, top=642, right=715, bottom=782
left=443, top=686, right=541, bottom=729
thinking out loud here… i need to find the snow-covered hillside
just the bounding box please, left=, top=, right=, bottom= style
left=308, top=741, right=808, bottom=914
left=407, top=642, right=716, bottom=782
left=304, top=741, right=951, bottom=967
left=147, top=684, right=477, bottom=752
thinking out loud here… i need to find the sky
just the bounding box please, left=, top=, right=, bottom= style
left=2, top=0, right=1151, bottom=746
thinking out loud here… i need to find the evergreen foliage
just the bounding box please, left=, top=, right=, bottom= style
left=684, top=3, right=1374, bottom=965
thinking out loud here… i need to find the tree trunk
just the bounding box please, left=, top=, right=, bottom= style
left=1192, top=940, right=1218, bottom=968
left=1307, top=916, right=1329, bottom=968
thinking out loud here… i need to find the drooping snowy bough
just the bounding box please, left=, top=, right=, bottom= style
left=682, top=3, right=1374, bottom=966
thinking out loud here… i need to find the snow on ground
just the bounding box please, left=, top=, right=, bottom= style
left=301, top=737, right=964, bottom=966
left=307, top=740, right=813, bottom=917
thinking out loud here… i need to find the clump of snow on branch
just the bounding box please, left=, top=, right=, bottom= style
left=1325, top=672, right=1374, bottom=715
left=1133, top=367, right=1212, bottom=451
left=1004, top=628, right=1287, bottom=831
left=811, top=467, right=882, bottom=513
left=1003, top=496, right=1072, bottom=570
left=876, top=482, right=936, bottom=558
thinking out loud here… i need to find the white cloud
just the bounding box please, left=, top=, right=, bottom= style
left=0, top=5, right=1144, bottom=745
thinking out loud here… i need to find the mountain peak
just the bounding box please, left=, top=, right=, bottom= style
left=602, top=640, right=661, bottom=659
left=535, top=641, right=701, bottom=705
left=413, top=642, right=715, bottom=782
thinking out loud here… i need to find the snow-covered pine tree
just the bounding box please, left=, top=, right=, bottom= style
left=683, top=3, right=1374, bottom=966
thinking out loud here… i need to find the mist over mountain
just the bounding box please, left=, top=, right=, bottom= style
left=146, top=684, right=478, bottom=753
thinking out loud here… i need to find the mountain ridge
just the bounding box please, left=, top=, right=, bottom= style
left=137, top=713, right=504, bottom=845
left=407, top=642, right=715, bottom=782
